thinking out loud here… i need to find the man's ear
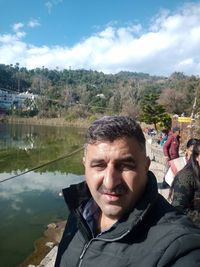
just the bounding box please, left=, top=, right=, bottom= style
left=145, top=156, right=151, bottom=171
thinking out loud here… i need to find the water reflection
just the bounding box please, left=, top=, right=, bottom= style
left=0, top=123, right=40, bottom=150
left=0, top=171, right=85, bottom=201
left=0, top=171, right=85, bottom=267
left=0, top=123, right=85, bottom=267
left=0, top=123, right=86, bottom=172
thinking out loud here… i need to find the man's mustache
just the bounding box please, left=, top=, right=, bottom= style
left=98, top=184, right=128, bottom=195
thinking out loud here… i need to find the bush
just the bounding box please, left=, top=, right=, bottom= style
left=88, top=114, right=98, bottom=123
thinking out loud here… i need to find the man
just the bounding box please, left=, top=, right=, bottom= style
left=163, top=126, right=180, bottom=162
left=162, top=126, right=181, bottom=188
left=55, top=116, right=200, bottom=267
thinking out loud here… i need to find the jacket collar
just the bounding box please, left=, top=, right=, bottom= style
left=62, top=180, right=91, bottom=211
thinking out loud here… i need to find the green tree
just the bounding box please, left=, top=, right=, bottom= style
left=159, top=113, right=172, bottom=129
left=140, top=91, right=166, bottom=130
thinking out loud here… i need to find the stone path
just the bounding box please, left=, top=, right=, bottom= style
left=146, top=136, right=170, bottom=200
left=149, top=160, right=170, bottom=200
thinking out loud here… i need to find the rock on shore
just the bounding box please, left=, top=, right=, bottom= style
left=19, top=221, right=66, bottom=267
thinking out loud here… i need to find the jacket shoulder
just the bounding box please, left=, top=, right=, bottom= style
left=157, top=223, right=200, bottom=266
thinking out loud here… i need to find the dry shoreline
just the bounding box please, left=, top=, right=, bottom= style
left=5, top=116, right=91, bottom=128
left=18, top=221, right=66, bottom=267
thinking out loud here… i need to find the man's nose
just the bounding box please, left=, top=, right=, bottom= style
left=103, top=166, right=121, bottom=189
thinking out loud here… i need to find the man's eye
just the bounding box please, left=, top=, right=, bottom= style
left=119, top=163, right=136, bottom=171
left=91, top=163, right=106, bottom=170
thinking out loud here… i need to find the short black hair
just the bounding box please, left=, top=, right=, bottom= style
left=186, top=138, right=199, bottom=148
left=85, top=115, right=145, bottom=150
left=172, top=126, right=180, bottom=132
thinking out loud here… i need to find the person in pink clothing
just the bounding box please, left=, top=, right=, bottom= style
left=161, top=126, right=181, bottom=188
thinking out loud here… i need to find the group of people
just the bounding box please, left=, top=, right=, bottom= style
left=164, top=138, right=200, bottom=227
left=55, top=115, right=200, bottom=267
left=160, top=125, right=200, bottom=227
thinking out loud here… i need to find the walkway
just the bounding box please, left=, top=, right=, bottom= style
left=146, top=136, right=170, bottom=199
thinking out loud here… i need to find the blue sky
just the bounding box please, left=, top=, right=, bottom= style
left=1, top=0, right=200, bottom=76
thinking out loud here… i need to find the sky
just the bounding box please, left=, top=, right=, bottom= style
left=1, top=0, right=200, bottom=76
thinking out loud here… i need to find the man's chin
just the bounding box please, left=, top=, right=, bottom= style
left=101, top=206, right=123, bottom=220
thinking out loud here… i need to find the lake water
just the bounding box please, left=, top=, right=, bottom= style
left=0, top=123, right=85, bottom=267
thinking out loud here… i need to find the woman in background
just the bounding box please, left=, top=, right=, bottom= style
left=185, top=138, right=199, bottom=161
left=165, top=138, right=199, bottom=187
left=171, top=140, right=200, bottom=227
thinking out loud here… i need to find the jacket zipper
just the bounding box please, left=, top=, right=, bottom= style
left=78, top=240, right=92, bottom=267
left=77, top=230, right=130, bottom=267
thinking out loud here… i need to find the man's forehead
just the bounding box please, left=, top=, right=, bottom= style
left=84, top=138, right=144, bottom=156
left=85, top=136, right=138, bottom=145
left=85, top=139, right=133, bottom=149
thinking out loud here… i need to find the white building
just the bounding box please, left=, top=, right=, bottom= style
left=0, top=89, right=15, bottom=110
left=0, top=89, right=38, bottom=111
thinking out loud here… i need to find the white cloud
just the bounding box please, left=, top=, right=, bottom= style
left=45, top=1, right=53, bottom=14
left=16, top=31, right=26, bottom=38
left=28, top=19, right=40, bottom=28
left=0, top=171, right=84, bottom=199
left=1, top=3, right=200, bottom=76
left=12, top=22, right=24, bottom=32
left=0, top=171, right=84, bottom=211
left=0, top=34, right=27, bottom=64
left=45, top=0, right=63, bottom=14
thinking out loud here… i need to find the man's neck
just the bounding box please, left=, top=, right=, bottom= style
left=97, top=212, right=118, bottom=233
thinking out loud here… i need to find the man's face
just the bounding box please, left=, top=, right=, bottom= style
left=83, top=137, right=150, bottom=222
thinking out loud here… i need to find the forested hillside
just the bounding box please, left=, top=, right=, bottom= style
left=0, top=63, right=199, bottom=130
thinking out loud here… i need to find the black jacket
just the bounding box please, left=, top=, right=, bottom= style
left=172, top=167, right=200, bottom=226
left=55, top=171, right=200, bottom=267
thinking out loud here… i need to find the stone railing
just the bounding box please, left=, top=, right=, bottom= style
left=146, top=137, right=166, bottom=165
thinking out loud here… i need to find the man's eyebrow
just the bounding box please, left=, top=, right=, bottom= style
left=115, top=155, right=136, bottom=163
left=89, top=155, right=136, bottom=165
